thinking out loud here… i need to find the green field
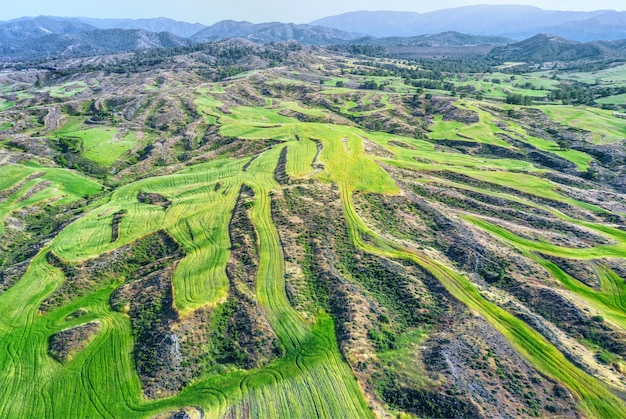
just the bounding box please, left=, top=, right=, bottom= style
left=48, top=81, right=89, bottom=98
left=541, top=105, right=626, bottom=143
left=53, top=118, right=139, bottom=166
left=596, top=93, right=626, bottom=105
left=1, top=53, right=626, bottom=419
left=0, top=163, right=102, bottom=233
left=556, top=64, right=626, bottom=85
left=0, top=99, right=15, bottom=111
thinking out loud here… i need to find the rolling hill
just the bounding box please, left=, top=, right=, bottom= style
left=1, top=39, right=626, bottom=418
left=488, top=34, right=612, bottom=63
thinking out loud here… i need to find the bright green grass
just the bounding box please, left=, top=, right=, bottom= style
left=48, top=81, right=88, bottom=98
left=377, top=328, right=431, bottom=387
left=341, top=192, right=626, bottom=419
left=227, top=314, right=371, bottom=418
left=0, top=121, right=12, bottom=130
left=412, top=171, right=626, bottom=244
left=224, top=106, right=295, bottom=125
left=429, top=101, right=591, bottom=170
left=82, top=131, right=137, bottom=166
left=55, top=116, right=84, bottom=134
left=451, top=73, right=558, bottom=100
left=54, top=118, right=137, bottom=166
left=0, top=164, right=101, bottom=233
left=596, top=93, right=626, bottom=105
left=246, top=146, right=308, bottom=347
left=369, top=132, right=539, bottom=173
left=462, top=215, right=626, bottom=331
left=17, top=92, right=34, bottom=100
left=557, top=64, right=626, bottom=85
left=451, top=168, right=604, bottom=213
left=373, top=134, right=600, bottom=212
left=321, top=87, right=354, bottom=95
left=454, top=80, right=551, bottom=100
left=286, top=138, right=317, bottom=178
left=497, top=116, right=592, bottom=171
left=280, top=101, right=328, bottom=119
left=52, top=159, right=245, bottom=313
left=427, top=102, right=511, bottom=147
left=0, top=252, right=369, bottom=418
left=540, top=105, right=626, bottom=144
left=323, top=77, right=350, bottom=86
left=0, top=99, right=15, bottom=111
left=3, top=81, right=626, bottom=419
left=0, top=136, right=371, bottom=417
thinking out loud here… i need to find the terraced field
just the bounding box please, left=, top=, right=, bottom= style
left=1, top=46, right=626, bottom=418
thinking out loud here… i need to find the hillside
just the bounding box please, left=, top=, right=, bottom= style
left=356, top=32, right=512, bottom=47
left=0, top=16, right=96, bottom=42
left=77, top=17, right=206, bottom=38
left=488, top=34, right=613, bottom=63
left=1, top=41, right=626, bottom=419
left=0, top=29, right=190, bottom=61
left=545, top=11, right=626, bottom=41
left=191, top=20, right=357, bottom=45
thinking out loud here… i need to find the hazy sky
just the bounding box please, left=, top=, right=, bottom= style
left=3, top=1, right=625, bottom=24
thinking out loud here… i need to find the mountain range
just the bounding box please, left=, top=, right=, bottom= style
left=2, top=6, right=626, bottom=61
left=312, top=5, right=626, bottom=41
left=190, top=21, right=357, bottom=44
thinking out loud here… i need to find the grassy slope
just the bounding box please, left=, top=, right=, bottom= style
left=0, top=163, right=101, bottom=233
left=1, top=74, right=626, bottom=419
left=540, top=105, right=626, bottom=144
left=53, top=118, right=138, bottom=166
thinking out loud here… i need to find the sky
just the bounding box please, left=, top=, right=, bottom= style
left=2, top=1, right=625, bottom=24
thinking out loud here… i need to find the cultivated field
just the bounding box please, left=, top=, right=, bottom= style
left=1, top=45, right=626, bottom=418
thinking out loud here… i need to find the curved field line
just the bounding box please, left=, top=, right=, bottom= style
left=597, top=265, right=626, bottom=312
left=286, top=138, right=317, bottom=178
left=464, top=215, right=626, bottom=259
left=463, top=215, right=626, bottom=330
left=169, top=182, right=239, bottom=315
left=245, top=147, right=308, bottom=349
left=340, top=187, right=626, bottom=418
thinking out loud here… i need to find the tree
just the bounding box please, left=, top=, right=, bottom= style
left=359, top=80, right=379, bottom=90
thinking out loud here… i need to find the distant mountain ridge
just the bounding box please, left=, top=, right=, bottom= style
left=76, top=17, right=206, bottom=38
left=0, top=16, right=96, bottom=41
left=3, top=6, right=626, bottom=62
left=191, top=20, right=358, bottom=45
left=0, top=16, right=206, bottom=40
left=355, top=31, right=512, bottom=47
left=487, top=34, right=622, bottom=62
left=311, top=6, right=623, bottom=41
left=0, top=29, right=190, bottom=61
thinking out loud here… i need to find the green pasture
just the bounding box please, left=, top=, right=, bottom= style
left=0, top=139, right=371, bottom=418
left=0, top=99, right=15, bottom=111
left=48, top=81, right=88, bottom=98
left=0, top=163, right=101, bottom=234
left=556, top=64, right=626, bottom=85
left=2, top=67, right=626, bottom=419
left=596, top=93, right=626, bottom=105
left=540, top=105, right=626, bottom=144
left=54, top=118, right=138, bottom=166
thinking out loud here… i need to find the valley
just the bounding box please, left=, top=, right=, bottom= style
left=1, top=38, right=626, bottom=418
